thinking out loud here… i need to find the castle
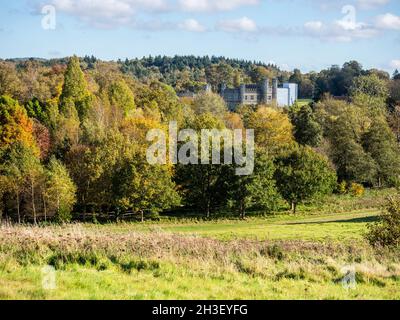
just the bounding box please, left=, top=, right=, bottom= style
left=220, top=79, right=298, bottom=110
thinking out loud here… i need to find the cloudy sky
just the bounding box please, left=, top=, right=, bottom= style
left=0, top=0, right=399, bottom=72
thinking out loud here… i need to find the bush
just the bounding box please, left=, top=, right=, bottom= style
left=366, top=195, right=400, bottom=248
left=349, top=183, right=365, bottom=197
left=337, top=181, right=347, bottom=195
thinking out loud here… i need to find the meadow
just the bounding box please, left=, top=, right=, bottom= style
left=0, top=189, right=399, bottom=300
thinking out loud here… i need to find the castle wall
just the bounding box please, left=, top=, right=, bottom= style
left=220, top=80, right=297, bottom=110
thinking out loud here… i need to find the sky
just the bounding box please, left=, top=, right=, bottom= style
left=0, top=0, right=399, bottom=73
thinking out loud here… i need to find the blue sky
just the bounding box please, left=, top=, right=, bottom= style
left=0, top=0, right=399, bottom=73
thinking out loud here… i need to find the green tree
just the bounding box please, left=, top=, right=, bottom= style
left=113, top=156, right=180, bottom=222
left=362, top=120, right=400, bottom=187
left=290, top=105, right=322, bottom=147
left=108, top=79, right=136, bottom=118
left=45, top=157, right=77, bottom=222
left=350, top=74, right=389, bottom=99
left=366, top=194, right=400, bottom=248
left=175, top=113, right=229, bottom=217
left=60, top=56, right=92, bottom=121
left=274, top=147, right=337, bottom=213
left=229, top=152, right=279, bottom=219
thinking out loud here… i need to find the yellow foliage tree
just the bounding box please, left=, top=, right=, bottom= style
left=247, top=107, right=295, bottom=156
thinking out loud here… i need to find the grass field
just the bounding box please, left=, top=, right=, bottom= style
left=1, top=204, right=399, bottom=300
left=85, top=209, right=379, bottom=241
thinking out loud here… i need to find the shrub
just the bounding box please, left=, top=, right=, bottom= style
left=337, top=181, right=347, bottom=195
left=349, top=183, right=365, bottom=197
left=366, top=195, right=400, bottom=248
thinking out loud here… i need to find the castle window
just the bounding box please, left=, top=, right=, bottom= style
left=250, top=95, right=255, bottom=100
left=245, top=95, right=248, bottom=100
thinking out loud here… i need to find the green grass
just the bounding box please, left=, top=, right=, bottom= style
left=86, top=209, right=379, bottom=241
left=296, top=99, right=313, bottom=107
left=1, top=190, right=399, bottom=300
left=1, top=262, right=399, bottom=300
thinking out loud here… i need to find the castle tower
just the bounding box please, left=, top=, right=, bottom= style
left=272, top=78, right=278, bottom=102
left=260, top=79, right=269, bottom=104
left=239, top=84, right=246, bottom=104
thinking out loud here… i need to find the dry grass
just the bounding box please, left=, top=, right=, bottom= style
left=0, top=223, right=399, bottom=299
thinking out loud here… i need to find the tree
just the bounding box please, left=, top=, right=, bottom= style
left=45, top=158, right=77, bottom=222
left=192, top=91, right=228, bottom=119
left=1, top=143, right=44, bottom=224
left=290, top=105, right=322, bottom=147
left=229, top=152, right=279, bottom=219
left=350, top=74, right=389, bottom=100
left=32, top=120, right=51, bottom=160
left=175, top=113, right=229, bottom=217
left=274, top=147, right=337, bottom=213
left=60, top=56, right=92, bottom=121
left=315, top=98, right=378, bottom=184
left=0, top=148, right=24, bottom=223
left=247, top=107, right=295, bottom=156
left=0, top=61, right=21, bottom=97
left=135, top=81, right=184, bottom=123
left=112, top=155, right=180, bottom=222
left=108, top=79, right=136, bottom=118
left=393, top=69, right=400, bottom=80
left=0, top=95, right=36, bottom=151
left=366, top=194, right=400, bottom=248
left=362, top=119, right=400, bottom=187
left=21, top=147, right=44, bottom=224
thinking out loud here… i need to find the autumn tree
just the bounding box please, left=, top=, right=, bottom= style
left=192, top=91, right=228, bottom=119
left=247, top=106, right=295, bottom=156
left=0, top=61, right=21, bottom=98
left=0, top=96, right=36, bottom=151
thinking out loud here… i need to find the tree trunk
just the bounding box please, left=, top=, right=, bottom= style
left=43, top=194, right=47, bottom=222
left=141, top=210, right=144, bottom=223
left=240, top=200, right=245, bottom=220
left=16, top=192, right=21, bottom=224
left=291, top=202, right=297, bottom=214
left=206, top=200, right=210, bottom=218
left=31, top=180, right=37, bottom=225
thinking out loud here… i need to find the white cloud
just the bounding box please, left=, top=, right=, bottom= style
left=217, top=17, right=257, bottom=32
left=390, top=60, right=400, bottom=69
left=356, top=0, right=390, bottom=10
left=304, top=21, right=323, bottom=32
left=50, top=0, right=168, bottom=27
left=179, top=19, right=206, bottom=32
left=179, top=0, right=259, bottom=12
left=303, top=17, right=379, bottom=42
left=375, top=13, right=400, bottom=30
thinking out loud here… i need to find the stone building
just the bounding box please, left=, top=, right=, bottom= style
left=219, top=79, right=298, bottom=110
